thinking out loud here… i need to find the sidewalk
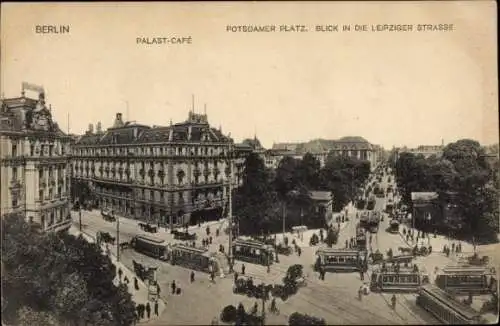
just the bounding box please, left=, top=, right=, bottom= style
left=68, top=226, right=166, bottom=324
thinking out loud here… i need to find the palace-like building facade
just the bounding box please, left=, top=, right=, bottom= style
left=266, top=137, right=383, bottom=170
left=0, top=85, right=72, bottom=232
left=71, top=111, right=238, bottom=227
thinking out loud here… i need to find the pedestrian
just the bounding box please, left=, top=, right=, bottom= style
left=154, top=301, right=159, bottom=316
left=124, top=275, right=129, bottom=284
left=234, top=271, right=239, bottom=282
left=451, top=243, right=455, bottom=253
left=241, top=264, right=246, bottom=275
left=211, top=271, right=215, bottom=283
left=358, top=286, right=363, bottom=301
left=321, top=268, right=326, bottom=281
left=297, top=247, right=302, bottom=257
left=391, top=294, right=396, bottom=309
left=209, top=236, right=213, bottom=244
left=171, top=280, right=176, bottom=294
left=136, top=304, right=141, bottom=320
left=134, top=277, right=139, bottom=291
left=146, top=302, right=151, bottom=319
left=118, top=268, right=123, bottom=281
left=360, top=270, right=364, bottom=281
left=191, top=270, right=195, bottom=283
left=345, top=240, right=349, bottom=248
left=267, top=265, right=270, bottom=273
left=139, top=304, right=145, bottom=319
left=270, top=297, right=277, bottom=313
left=216, top=228, right=220, bottom=237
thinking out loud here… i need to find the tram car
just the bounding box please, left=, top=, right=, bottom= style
left=130, top=234, right=170, bottom=261
left=315, top=248, right=368, bottom=273
left=370, top=264, right=429, bottom=292
left=232, top=238, right=275, bottom=266
left=388, top=219, right=400, bottom=233
left=356, top=225, right=367, bottom=249
left=360, top=211, right=370, bottom=227
left=435, top=265, right=497, bottom=295
left=368, top=211, right=381, bottom=233
left=416, top=284, right=484, bottom=324
left=170, top=244, right=219, bottom=273
left=366, top=196, right=376, bottom=210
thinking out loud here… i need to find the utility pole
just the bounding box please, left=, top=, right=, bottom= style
left=282, top=203, right=286, bottom=236
left=116, top=212, right=120, bottom=262
left=228, top=140, right=234, bottom=273
left=79, top=208, right=82, bottom=231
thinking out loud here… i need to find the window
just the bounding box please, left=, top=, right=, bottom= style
left=49, top=145, right=53, bottom=156
left=12, top=143, right=17, bottom=157
left=39, top=189, right=43, bottom=200
left=12, top=167, right=17, bottom=180
left=30, top=144, right=35, bottom=156
left=40, top=145, right=45, bottom=156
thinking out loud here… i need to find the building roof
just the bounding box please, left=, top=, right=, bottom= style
left=0, top=92, right=68, bottom=138
left=309, top=190, right=333, bottom=201
left=411, top=192, right=439, bottom=201
left=74, top=111, right=231, bottom=146
left=241, top=137, right=265, bottom=150
left=272, top=137, right=374, bottom=155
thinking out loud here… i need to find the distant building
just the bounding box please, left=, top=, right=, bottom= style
left=71, top=110, right=234, bottom=227
left=309, top=190, right=333, bottom=221
left=396, top=144, right=444, bottom=160
left=411, top=191, right=463, bottom=230
left=0, top=84, right=72, bottom=232
left=268, top=136, right=382, bottom=170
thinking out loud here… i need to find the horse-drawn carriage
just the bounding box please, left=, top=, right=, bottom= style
left=101, top=209, right=116, bottom=222
left=97, top=231, right=115, bottom=245
left=171, top=230, right=197, bottom=241
left=138, top=223, right=158, bottom=233
left=275, top=243, right=293, bottom=256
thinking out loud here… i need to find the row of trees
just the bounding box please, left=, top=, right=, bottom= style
left=234, top=152, right=371, bottom=235
left=393, top=139, right=499, bottom=241
left=1, top=214, right=136, bottom=326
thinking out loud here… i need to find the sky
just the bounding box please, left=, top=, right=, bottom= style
left=1, top=1, right=498, bottom=149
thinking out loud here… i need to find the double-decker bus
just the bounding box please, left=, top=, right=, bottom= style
left=435, top=265, right=497, bottom=295
left=416, top=284, right=484, bottom=324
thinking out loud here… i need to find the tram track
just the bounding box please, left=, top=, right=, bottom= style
left=268, top=264, right=398, bottom=324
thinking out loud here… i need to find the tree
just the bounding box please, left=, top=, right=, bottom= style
left=1, top=213, right=137, bottom=326
left=289, top=312, right=326, bottom=326
left=234, top=153, right=281, bottom=234
left=296, top=153, right=321, bottom=189
left=274, top=156, right=301, bottom=200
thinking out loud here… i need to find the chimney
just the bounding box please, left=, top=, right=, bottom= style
left=188, top=125, right=192, bottom=140
left=97, top=122, right=102, bottom=134
left=88, top=123, right=94, bottom=134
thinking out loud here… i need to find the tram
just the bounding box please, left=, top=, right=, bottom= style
left=388, top=219, right=400, bottom=234
left=232, top=238, right=275, bottom=266
left=416, top=284, right=484, bottom=324
left=315, top=248, right=368, bottom=272
left=370, top=264, right=429, bottom=292
left=130, top=235, right=170, bottom=261
left=356, top=225, right=367, bottom=250
left=170, top=244, right=218, bottom=273
left=366, top=196, right=376, bottom=210
left=435, top=265, right=497, bottom=295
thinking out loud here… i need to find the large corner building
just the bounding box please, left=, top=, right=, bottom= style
left=0, top=84, right=72, bottom=232
left=71, top=110, right=236, bottom=227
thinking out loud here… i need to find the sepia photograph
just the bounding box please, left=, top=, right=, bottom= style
left=0, top=1, right=498, bottom=325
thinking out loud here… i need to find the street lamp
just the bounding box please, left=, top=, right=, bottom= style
left=115, top=210, right=120, bottom=262
left=79, top=207, right=82, bottom=232
left=226, top=140, right=235, bottom=273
